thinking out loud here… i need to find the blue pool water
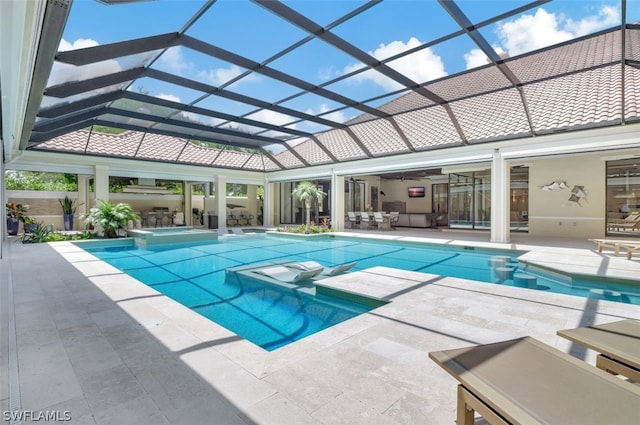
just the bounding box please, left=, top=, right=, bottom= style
left=77, top=234, right=640, bottom=349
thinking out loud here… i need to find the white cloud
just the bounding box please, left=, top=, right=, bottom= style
left=464, top=49, right=489, bottom=70
left=197, top=65, right=260, bottom=87
left=58, top=38, right=99, bottom=52
left=498, top=8, right=573, bottom=56
left=245, top=109, right=297, bottom=129
left=46, top=38, right=122, bottom=89
left=565, top=5, right=619, bottom=36
left=464, top=46, right=508, bottom=70
left=344, top=37, right=447, bottom=91
left=156, top=93, right=181, bottom=103
left=494, top=5, right=620, bottom=57
left=158, top=46, right=192, bottom=76
left=308, top=103, right=347, bottom=123
left=154, top=93, right=215, bottom=124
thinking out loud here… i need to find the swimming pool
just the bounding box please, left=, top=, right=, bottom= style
left=77, top=234, right=640, bottom=349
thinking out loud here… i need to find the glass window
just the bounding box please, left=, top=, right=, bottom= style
left=606, top=159, right=640, bottom=236
left=510, top=167, right=529, bottom=232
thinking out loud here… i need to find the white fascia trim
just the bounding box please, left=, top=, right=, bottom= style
left=499, top=124, right=640, bottom=159
left=267, top=124, right=640, bottom=182
left=268, top=144, right=496, bottom=182
left=7, top=151, right=266, bottom=185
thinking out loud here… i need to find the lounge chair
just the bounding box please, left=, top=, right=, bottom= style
left=607, top=213, right=640, bottom=232
left=253, top=265, right=323, bottom=283
left=557, top=319, right=640, bottom=382
left=588, top=238, right=640, bottom=256
left=621, top=243, right=640, bottom=260
left=288, top=260, right=356, bottom=277
left=429, top=336, right=640, bottom=425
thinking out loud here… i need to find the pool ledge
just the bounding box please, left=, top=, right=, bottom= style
left=127, top=227, right=218, bottom=247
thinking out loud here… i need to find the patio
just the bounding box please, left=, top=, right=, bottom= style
left=2, top=230, right=639, bottom=424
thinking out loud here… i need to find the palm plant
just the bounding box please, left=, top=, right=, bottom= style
left=82, top=200, right=139, bottom=238
left=292, top=181, right=326, bottom=226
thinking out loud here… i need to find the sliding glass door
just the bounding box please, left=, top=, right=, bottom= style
left=449, top=171, right=491, bottom=229
left=606, top=159, right=640, bottom=236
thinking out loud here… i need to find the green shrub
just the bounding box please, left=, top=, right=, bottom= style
left=280, top=224, right=333, bottom=234
left=82, top=200, right=139, bottom=238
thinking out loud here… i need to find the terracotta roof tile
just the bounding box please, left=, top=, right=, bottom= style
left=316, top=129, right=368, bottom=160
left=178, top=143, right=219, bottom=165
left=625, top=65, right=640, bottom=121
left=136, top=133, right=187, bottom=161
left=36, top=130, right=89, bottom=152
left=291, top=140, right=334, bottom=165
left=450, top=88, right=531, bottom=142
left=393, top=107, right=461, bottom=149
left=525, top=65, right=623, bottom=133
left=243, top=153, right=277, bottom=171
left=627, top=29, right=640, bottom=61
left=377, top=91, right=435, bottom=115
left=85, top=131, right=142, bottom=157
left=344, top=112, right=381, bottom=125
left=270, top=149, right=305, bottom=168
left=212, top=149, right=256, bottom=169
left=509, top=31, right=621, bottom=84
left=427, top=66, right=512, bottom=102
left=349, top=119, right=409, bottom=155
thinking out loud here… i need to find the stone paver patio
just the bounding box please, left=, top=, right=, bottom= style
left=2, top=229, right=639, bottom=424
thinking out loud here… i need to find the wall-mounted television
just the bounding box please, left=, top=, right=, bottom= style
left=407, top=186, right=425, bottom=198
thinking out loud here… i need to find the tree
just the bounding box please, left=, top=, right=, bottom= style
left=292, top=181, right=326, bottom=226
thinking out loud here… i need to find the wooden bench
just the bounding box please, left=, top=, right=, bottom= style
left=429, top=336, right=640, bottom=424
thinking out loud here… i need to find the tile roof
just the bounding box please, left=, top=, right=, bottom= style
left=290, top=140, right=334, bottom=165
left=451, top=88, right=531, bottom=142
left=525, top=65, right=623, bottom=133
left=136, top=133, right=186, bottom=162
left=625, top=65, right=640, bottom=121
left=349, top=119, right=411, bottom=155
left=32, top=28, right=640, bottom=172
left=393, top=106, right=461, bottom=150
left=316, top=129, right=368, bottom=161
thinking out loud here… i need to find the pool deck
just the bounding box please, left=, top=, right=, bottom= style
left=2, top=229, right=640, bottom=424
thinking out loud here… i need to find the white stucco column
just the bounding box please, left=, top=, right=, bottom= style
left=94, top=165, right=109, bottom=204
left=183, top=182, right=192, bottom=226
left=490, top=149, right=510, bottom=243
left=332, top=173, right=345, bottom=230
left=263, top=182, right=275, bottom=227
left=247, top=184, right=257, bottom=225
left=214, top=175, right=226, bottom=233
left=77, top=174, right=89, bottom=216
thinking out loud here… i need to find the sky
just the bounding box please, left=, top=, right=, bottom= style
left=51, top=0, right=640, bottom=150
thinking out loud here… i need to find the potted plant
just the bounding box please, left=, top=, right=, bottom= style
left=22, top=216, right=39, bottom=233
left=292, top=181, right=327, bottom=227
left=82, top=200, right=139, bottom=238
left=6, top=202, right=28, bottom=235
left=59, top=195, right=83, bottom=231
